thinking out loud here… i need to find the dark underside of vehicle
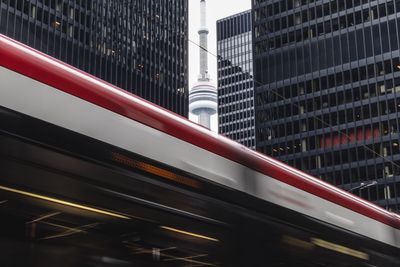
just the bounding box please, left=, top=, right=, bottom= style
left=0, top=106, right=398, bottom=266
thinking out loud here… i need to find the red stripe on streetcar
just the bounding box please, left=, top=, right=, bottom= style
left=1, top=35, right=399, bottom=229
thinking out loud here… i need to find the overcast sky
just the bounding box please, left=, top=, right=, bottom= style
left=188, top=0, right=251, bottom=130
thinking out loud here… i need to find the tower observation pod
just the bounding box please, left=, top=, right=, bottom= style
left=189, top=0, right=217, bottom=129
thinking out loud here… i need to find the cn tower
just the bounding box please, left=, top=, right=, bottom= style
left=189, top=0, right=217, bottom=129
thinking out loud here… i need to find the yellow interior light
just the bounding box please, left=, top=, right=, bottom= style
left=160, top=226, right=219, bottom=242
left=0, top=185, right=130, bottom=220
left=311, top=238, right=369, bottom=260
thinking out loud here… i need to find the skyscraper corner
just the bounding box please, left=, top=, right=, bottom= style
left=217, top=10, right=255, bottom=149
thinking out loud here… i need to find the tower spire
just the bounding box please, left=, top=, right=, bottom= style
left=198, top=0, right=209, bottom=81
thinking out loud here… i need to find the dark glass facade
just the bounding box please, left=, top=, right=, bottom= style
left=217, top=10, right=255, bottom=149
left=0, top=0, right=188, bottom=116
left=253, top=0, right=400, bottom=212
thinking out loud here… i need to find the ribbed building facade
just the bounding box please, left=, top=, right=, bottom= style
left=253, top=0, right=400, bottom=212
left=0, top=0, right=188, bottom=116
left=217, top=10, right=255, bottom=149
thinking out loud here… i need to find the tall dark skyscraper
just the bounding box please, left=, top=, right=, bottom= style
left=217, top=10, right=255, bottom=149
left=0, top=0, right=188, bottom=116
left=253, top=0, right=400, bottom=212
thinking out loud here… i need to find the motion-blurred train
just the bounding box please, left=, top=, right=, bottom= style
left=0, top=34, right=399, bottom=266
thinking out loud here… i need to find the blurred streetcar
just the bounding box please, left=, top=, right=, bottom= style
left=0, top=35, right=399, bottom=266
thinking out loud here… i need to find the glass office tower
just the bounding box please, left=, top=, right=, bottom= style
left=217, top=10, right=255, bottom=149
left=0, top=0, right=188, bottom=116
left=253, top=0, right=400, bottom=211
